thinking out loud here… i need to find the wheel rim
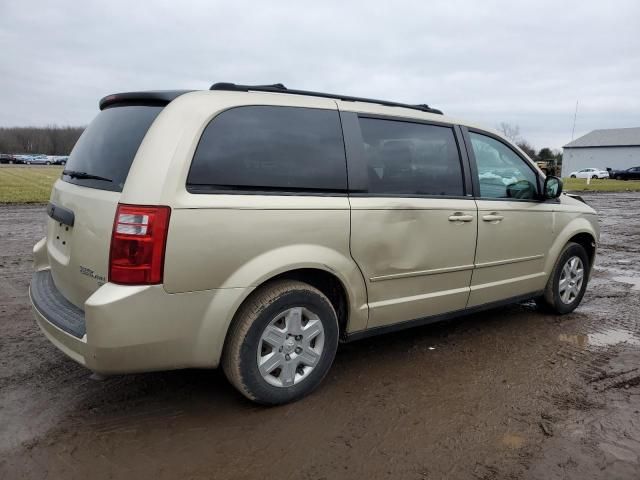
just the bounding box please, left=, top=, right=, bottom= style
left=257, top=307, right=325, bottom=387
left=559, top=256, right=584, bottom=304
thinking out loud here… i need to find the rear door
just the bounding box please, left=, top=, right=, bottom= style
left=343, top=112, right=477, bottom=329
left=463, top=128, right=553, bottom=307
left=46, top=105, right=163, bottom=308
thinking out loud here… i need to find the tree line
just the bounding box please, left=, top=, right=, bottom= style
left=0, top=126, right=85, bottom=156
left=497, top=122, right=562, bottom=165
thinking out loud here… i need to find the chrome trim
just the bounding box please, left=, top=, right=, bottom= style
left=474, top=254, right=544, bottom=269
left=370, top=264, right=475, bottom=282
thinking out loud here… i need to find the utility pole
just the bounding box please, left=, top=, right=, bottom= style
left=571, top=100, right=579, bottom=140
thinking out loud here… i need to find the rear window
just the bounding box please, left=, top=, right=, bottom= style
left=62, top=106, right=162, bottom=192
left=187, top=106, right=347, bottom=193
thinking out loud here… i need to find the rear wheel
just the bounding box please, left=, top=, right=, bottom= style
left=223, top=280, right=339, bottom=405
left=591, top=175, right=598, bottom=179
left=537, top=242, right=589, bottom=314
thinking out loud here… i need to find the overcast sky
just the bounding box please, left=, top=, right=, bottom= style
left=1, top=0, right=639, bottom=150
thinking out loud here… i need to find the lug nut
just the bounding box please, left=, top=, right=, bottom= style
left=295, top=347, right=302, bottom=354
left=285, top=354, right=290, bottom=361
left=295, top=335, right=302, bottom=341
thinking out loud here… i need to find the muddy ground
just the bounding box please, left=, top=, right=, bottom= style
left=1, top=194, right=638, bottom=479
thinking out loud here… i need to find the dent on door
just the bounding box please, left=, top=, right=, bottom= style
left=350, top=197, right=477, bottom=328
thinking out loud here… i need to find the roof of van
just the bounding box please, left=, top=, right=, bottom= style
left=99, top=83, right=443, bottom=116
left=97, top=84, right=508, bottom=146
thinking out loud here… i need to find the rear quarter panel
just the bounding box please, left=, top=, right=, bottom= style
left=163, top=197, right=369, bottom=333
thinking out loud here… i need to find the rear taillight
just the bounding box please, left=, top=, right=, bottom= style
left=109, top=204, right=171, bottom=285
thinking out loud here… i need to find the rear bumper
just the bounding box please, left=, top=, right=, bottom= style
left=30, top=269, right=252, bottom=374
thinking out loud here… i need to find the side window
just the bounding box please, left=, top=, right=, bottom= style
left=187, top=106, right=347, bottom=192
left=358, top=117, right=464, bottom=196
left=469, top=132, right=538, bottom=200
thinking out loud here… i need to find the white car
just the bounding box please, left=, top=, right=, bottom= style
left=569, top=168, right=609, bottom=179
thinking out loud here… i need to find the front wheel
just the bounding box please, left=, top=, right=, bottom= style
left=570, top=175, right=576, bottom=178
left=223, top=280, right=339, bottom=405
left=537, top=242, right=590, bottom=314
left=591, top=175, right=598, bottom=179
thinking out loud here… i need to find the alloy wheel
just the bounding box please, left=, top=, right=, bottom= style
left=559, top=256, right=584, bottom=304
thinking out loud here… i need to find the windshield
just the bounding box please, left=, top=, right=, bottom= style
left=62, top=106, right=162, bottom=192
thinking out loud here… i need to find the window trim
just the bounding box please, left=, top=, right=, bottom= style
left=462, top=126, right=544, bottom=202
left=341, top=112, right=471, bottom=198
left=186, top=104, right=349, bottom=196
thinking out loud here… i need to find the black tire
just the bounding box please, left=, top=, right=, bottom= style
left=222, top=279, right=339, bottom=405
left=616, top=175, right=622, bottom=180
left=536, top=242, right=590, bottom=314
left=46, top=161, right=51, bottom=165
left=570, top=175, right=576, bottom=178
left=591, top=175, right=598, bottom=179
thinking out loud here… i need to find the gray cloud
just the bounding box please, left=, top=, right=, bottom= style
left=1, top=0, right=639, bottom=149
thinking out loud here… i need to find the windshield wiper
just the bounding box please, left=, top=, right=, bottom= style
left=62, top=170, right=113, bottom=182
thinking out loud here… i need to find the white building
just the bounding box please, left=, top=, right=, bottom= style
left=562, top=127, right=640, bottom=177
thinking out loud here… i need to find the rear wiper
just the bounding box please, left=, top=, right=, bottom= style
left=62, top=170, right=112, bottom=182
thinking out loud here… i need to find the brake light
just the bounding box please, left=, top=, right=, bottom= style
left=109, top=204, right=171, bottom=285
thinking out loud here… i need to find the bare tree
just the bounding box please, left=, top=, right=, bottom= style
left=516, top=140, right=537, bottom=160
left=0, top=126, right=84, bottom=155
left=497, top=122, right=520, bottom=143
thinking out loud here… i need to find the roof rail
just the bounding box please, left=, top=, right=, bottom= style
left=209, top=82, right=443, bottom=115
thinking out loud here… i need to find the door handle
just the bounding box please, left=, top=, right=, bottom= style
left=482, top=213, right=504, bottom=222
left=448, top=213, right=474, bottom=222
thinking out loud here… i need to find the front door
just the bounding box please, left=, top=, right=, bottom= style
left=465, top=130, right=554, bottom=307
left=346, top=114, right=477, bottom=329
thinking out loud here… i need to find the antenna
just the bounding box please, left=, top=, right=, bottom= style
left=571, top=100, right=579, bottom=140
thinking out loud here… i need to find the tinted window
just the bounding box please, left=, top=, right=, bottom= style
left=469, top=132, right=538, bottom=200
left=187, top=106, right=347, bottom=192
left=63, top=106, right=162, bottom=192
left=358, top=117, right=464, bottom=196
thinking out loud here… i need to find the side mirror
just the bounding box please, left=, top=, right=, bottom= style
left=543, top=176, right=563, bottom=199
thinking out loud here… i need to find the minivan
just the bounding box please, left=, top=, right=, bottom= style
left=30, top=83, right=599, bottom=404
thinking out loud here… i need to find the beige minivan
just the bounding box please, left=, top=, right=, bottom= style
left=30, top=83, right=599, bottom=404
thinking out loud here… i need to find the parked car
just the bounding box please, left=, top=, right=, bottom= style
left=0, top=153, right=17, bottom=164
left=568, top=168, right=609, bottom=179
left=610, top=166, right=640, bottom=180
left=23, top=155, right=51, bottom=165
left=53, top=156, right=68, bottom=166
left=30, top=83, right=600, bottom=405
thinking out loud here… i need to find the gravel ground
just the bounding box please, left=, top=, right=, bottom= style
left=0, top=193, right=638, bottom=479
